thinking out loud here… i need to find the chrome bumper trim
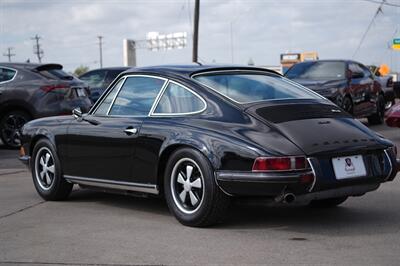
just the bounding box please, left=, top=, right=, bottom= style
left=216, top=170, right=314, bottom=183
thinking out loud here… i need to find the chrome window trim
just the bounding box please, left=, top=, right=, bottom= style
left=90, top=76, right=127, bottom=115
left=150, top=80, right=207, bottom=117
left=148, top=79, right=170, bottom=115
left=191, top=70, right=324, bottom=105
left=0, top=66, right=18, bottom=85
left=104, top=74, right=168, bottom=117
left=64, top=175, right=159, bottom=195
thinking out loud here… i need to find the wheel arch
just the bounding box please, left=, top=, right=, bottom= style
left=28, top=130, right=57, bottom=157
left=156, top=142, right=219, bottom=194
left=0, top=101, right=34, bottom=119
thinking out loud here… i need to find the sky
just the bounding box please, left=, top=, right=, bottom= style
left=0, top=0, right=399, bottom=73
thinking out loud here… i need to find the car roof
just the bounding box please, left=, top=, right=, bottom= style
left=293, top=59, right=362, bottom=65
left=85, top=66, right=131, bottom=72
left=124, top=64, right=281, bottom=77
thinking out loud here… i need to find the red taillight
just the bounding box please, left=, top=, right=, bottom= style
left=387, top=78, right=393, bottom=88
left=252, top=156, right=308, bottom=172
left=40, top=84, right=69, bottom=93
left=300, top=173, right=314, bottom=183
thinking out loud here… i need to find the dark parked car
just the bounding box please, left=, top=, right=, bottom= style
left=79, top=67, right=129, bottom=103
left=368, top=65, right=395, bottom=109
left=285, top=60, right=385, bottom=124
left=19, top=65, right=399, bottom=227
left=0, top=63, right=92, bottom=148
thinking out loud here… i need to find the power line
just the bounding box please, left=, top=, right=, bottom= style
left=352, top=0, right=386, bottom=59
left=31, top=34, right=44, bottom=63
left=192, top=0, right=200, bottom=62
left=360, top=0, right=400, bottom=7
left=3, top=47, right=15, bottom=62
left=97, top=36, right=103, bottom=68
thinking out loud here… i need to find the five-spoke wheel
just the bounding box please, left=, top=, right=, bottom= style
left=164, top=148, right=230, bottom=227
left=31, top=139, right=73, bottom=200
left=171, top=158, right=204, bottom=214
left=34, top=147, right=56, bottom=191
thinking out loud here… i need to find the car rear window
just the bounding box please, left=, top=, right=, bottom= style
left=38, top=68, right=73, bottom=80
left=285, top=61, right=346, bottom=80
left=193, top=72, right=321, bottom=104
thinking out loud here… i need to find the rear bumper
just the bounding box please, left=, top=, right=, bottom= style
left=215, top=170, right=314, bottom=196
left=216, top=155, right=399, bottom=198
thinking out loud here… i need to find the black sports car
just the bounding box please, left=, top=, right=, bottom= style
left=19, top=65, right=400, bottom=227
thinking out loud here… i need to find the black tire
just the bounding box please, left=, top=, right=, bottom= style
left=309, top=196, right=348, bottom=208
left=368, top=94, right=385, bottom=125
left=342, top=97, right=353, bottom=115
left=164, top=148, right=230, bottom=227
left=0, top=110, right=31, bottom=148
left=385, top=99, right=395, bottom=110
left=31, top=139, right=73, bottom=201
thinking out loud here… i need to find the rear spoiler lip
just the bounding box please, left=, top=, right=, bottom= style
left=34, top=64, right=63, bottom=71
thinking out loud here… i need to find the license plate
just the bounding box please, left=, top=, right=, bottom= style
left=332, top=155, right=367, bottom=179
left=76, top=88, right=86, bottom=97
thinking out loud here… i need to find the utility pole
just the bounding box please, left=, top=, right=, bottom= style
left=3, top=47, right=15, bottom=62
left=230, top=22, right=234, bottom=63
left=31, top=34, right=44, bottom=63
left=192, top=0, right=200, bottom=62
left=98, top=36, right=103, bottom=68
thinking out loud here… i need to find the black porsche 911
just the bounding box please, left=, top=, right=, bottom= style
left=19, top=65, right=400, bottom=227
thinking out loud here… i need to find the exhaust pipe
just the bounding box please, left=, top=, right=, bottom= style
left=283, top=193, right=296, bottom=203
left=275, top=192, right=296, bottom=203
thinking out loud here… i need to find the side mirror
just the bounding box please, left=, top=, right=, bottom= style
left=351, top=72, right=364, bottom=79
left=72, top=107, right=82, bottom=119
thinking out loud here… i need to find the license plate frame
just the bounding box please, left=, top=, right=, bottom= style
left=76, top=88, right=86, bottom=97
left=332, top=155, right=367, bottom=180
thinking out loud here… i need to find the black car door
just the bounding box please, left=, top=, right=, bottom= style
left=348, top=63, right=371, bottom=116
left=64, top=75, right=167, bottom=184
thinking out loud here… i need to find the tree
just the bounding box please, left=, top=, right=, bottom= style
left=74, top=65, right=89, bottom=76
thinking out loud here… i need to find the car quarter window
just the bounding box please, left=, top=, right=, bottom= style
left=109, top=76, right=165, bottom=116
left=154, top=82, right=206, bottom=114
left=0, top=67, right=17, bottom=83
left=94, top=78, right=125, bottom=115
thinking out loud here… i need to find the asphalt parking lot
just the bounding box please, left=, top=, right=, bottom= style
left=0, top=123, right=399, bottom=265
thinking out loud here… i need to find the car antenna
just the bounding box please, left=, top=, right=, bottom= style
left=194, top=61, right=202, bottom=66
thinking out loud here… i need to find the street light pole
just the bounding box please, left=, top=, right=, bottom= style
left=98, top=36, right=103, bottom=68
left=192, top=0, right=200, bottom=62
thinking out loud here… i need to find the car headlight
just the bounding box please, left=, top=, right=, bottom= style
left=330, top=87, right=339, bottom=94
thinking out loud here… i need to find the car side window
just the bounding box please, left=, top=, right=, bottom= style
left=0, top=67, right=17, bottom=83
left=154, top=82, right=206, bottom=114
left=94, top=78, right=125, bottom=116
left=109, top=76, right=165, bottom=116
left=359, top=64, right=372, bottom=79
left=349, top=63, right=364, bottom=78
left=80, top=70, right=107, bottom=88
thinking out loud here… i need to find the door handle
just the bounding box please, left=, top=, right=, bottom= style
left=124, top=127, right=138, bottom=135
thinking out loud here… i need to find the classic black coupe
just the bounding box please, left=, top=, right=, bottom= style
left=19, top=65, right=400, bottom=227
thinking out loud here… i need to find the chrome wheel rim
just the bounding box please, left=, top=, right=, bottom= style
left=1, top=114, right=27, bottom=147
left=34, top=147, right=56, bottom=191
left=170, top=158, right=204, bottom=214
